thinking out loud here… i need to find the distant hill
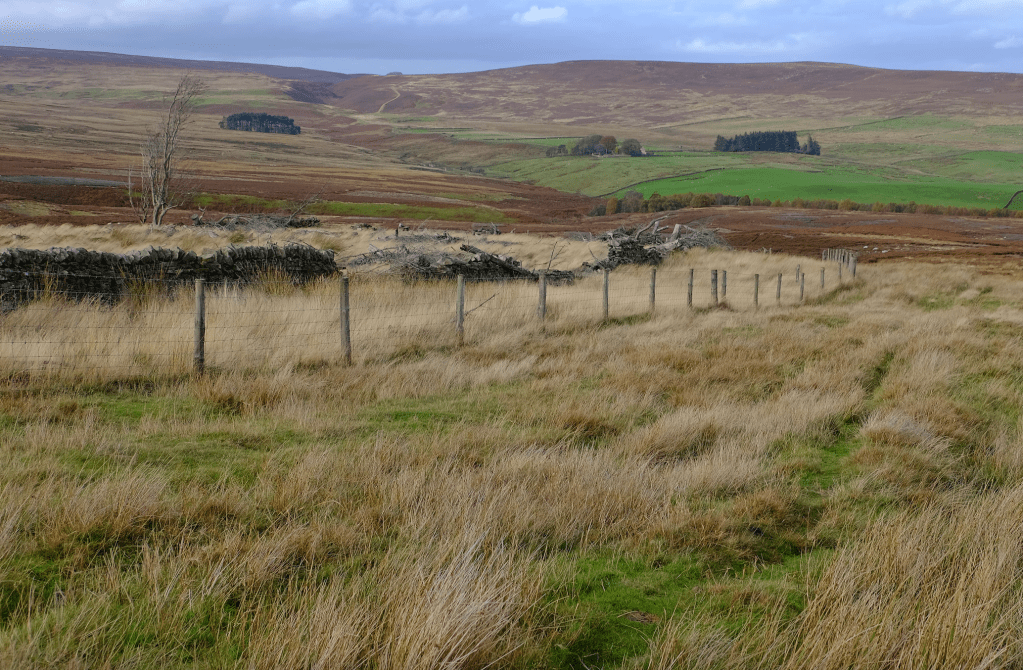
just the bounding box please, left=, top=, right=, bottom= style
left=0, top=45, right=361, bottom=84
left=328, top=60, right=1023, bottom=126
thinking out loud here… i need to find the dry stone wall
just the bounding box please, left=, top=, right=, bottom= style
left=0, top=244, right=337, bottom=310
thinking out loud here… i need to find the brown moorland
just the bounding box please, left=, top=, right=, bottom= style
left=3, top=48, right=1023, bottom=264
left=8, top=49, right=1023, bottom=670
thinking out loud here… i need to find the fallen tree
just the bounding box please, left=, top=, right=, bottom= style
left=587, top=222, right=730, bottom=270
left=350, top=242, right=574, bottom=284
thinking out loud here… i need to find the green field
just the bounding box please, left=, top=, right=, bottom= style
left=460, top=111, right=1023, bottom=208
left=624, top=165, right=1021, bottom=209
left=192, top=193, right=516, bottom=223
left=488, top=153, right=755, bottom=196
left=484, top=144, right=1023, bottom=209
left=309, top=201, right=516, bottom=223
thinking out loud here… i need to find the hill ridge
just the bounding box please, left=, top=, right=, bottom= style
left=0, top=45, right=361, bottom=83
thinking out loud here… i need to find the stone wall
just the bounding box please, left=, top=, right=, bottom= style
left=0, top=244, right=337, bottom=310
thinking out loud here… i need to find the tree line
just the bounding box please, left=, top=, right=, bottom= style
left=714, top=131, right=820, bottom=155
left=219, top=113, right=301, bottom=135
left=546, top=135, right=644, bottom=157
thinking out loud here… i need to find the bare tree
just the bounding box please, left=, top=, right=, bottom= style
left=128, top=73, right=207, bottom=227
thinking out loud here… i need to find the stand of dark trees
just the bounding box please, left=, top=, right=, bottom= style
left=219, top=113, right=301, bottom=135
left=714, top=131, right=820, bottom=155
left=558, top=134, right=643, bottom=157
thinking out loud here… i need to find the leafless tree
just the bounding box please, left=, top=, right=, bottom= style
left=128, top=73, right=207, bottom=227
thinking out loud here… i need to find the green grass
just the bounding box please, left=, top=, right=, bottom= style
left=983, top=125, right=1023, bottom=140
left=831, top=114, right=975, bottom=134
left=355, top=393, right=506, bottom=438
left=308, top=201, right=516, bottom=223
left=480, top=137, right=583, bottom=147
left=622, top=165, right=1022, bottom=209
left=472, top=112, right=1023, bottom=208
left=489, top=153, right=750, bottom=196
left=192, top=193, right=517, bottom=223
left=193, top=193, right=290, bottom=211
left=899, top=150, right=1023, bottom=183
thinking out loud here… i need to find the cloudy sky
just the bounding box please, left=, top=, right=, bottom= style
left=2, top=0, right=1022, bottom=75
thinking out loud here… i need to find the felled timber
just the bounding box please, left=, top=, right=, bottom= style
left=396, top=244, right=574, bottom=284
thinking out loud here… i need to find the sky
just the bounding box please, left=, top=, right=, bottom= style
left=2, top=0, right=1023, bottom=75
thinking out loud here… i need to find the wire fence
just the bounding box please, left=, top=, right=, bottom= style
left=0, top=252, right=859, bottom=379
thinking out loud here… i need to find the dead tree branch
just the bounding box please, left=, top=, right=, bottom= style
left=130, top=73, right=207, bottom=227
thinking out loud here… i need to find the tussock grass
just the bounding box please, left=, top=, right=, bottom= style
left=2, top=244, right=1023, bottom=667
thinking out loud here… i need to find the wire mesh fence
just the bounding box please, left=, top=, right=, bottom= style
left=0, top=253, right=859, bottom=379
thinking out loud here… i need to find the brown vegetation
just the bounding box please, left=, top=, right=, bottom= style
left=2, top=247, right=1023, bottom=666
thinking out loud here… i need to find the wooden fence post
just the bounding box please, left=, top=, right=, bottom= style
left=796, top=264, right=801, bottom=284
left=456, top=274, right=465, bottom=345
left=538, top=271, right=547, bottom=321
left=754, top=274, right=760, bottom=309
left=820, top=267, right=825, bottom=290
left=722, top=270, right=728, bottom=300
left=851, top=256, right=857, bottom=278
left=687, top=268, right=694, bottom=308
left=194, top=278, right=205, bottom=374
left=340, top=274, right=352, bottom=365
left=649, top=267, right=656, bottom=313
left=603, top=268, right=610, bottom=322
left=776, top=273, right=782, bottom=304
left=711, top=270, right=718, bottom=305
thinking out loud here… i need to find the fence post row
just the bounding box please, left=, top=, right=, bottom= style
left=538, top=271, right=547, bottom=321
left=340, top=274, right=352, bottom=365
left=194, top=278, right=205, bottom=374
left=187, top=258, right=859, bottom=373
left=456, top=274, right=466, bottom=345
left=603, top=268, right=610, bottom=322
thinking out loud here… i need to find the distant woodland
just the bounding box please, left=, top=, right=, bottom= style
left=714, top=131, right=820, bottom=155
left=219, top=113, right=301, bottom=135
left=546, top=134, right=644, bottom=157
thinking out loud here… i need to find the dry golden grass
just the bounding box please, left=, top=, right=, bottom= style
left=0, top=246, right=852, bottom=379
left=3, top=241, right=1023, bottom=668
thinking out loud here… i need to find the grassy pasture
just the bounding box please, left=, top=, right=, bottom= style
left=460, top=110, right=1023, bottom=207
left=626, top=164, right=1023, bottom=209
left=489, top=148, right=1023, bottom=208
left=3, top=245, right=1023, bottom=667
left=191, top=193, right=518, bottom=224
left=488, top=153, right=752, bottom=196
